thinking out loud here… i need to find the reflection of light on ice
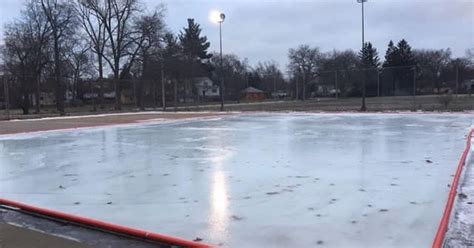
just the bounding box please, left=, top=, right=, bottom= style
left=207, top=129, right=232, bottom=243
left=209, top=170, right=229, bottom=242
left=210, top=148, right=231, bottom=163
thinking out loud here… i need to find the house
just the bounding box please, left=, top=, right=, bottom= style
left=241, top=87, right=266, bottom=101
left=30, top=92, right=55, bottom=106
left=194, top=77, right=220, bottom=98
left=463, top=79, right=474, bottom=91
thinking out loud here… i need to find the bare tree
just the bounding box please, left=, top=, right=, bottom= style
left=413, top=49, right=451, bottom=94
left=288, top=45, right=323, bottom=100
left=41, top=0, right=77, bottom=115
left=466, top=48, right=474, bottom=67
left=210, top=53, right=250, bottom=101
left=64, top=37, right=93, bottom=106
left=76, top=0, right=109, bottom=109
left=2, top=22, right=34, bottom=114
left=1, top=0, right=51, bottom=114
left=133, top=7, right=166, bottom=110
left=254, top=60, right=285, bottom=94
left=81, top=0, right=143, bottom=110
left=25, top=0, right=52, bottom=113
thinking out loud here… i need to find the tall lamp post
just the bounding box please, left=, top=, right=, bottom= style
left=217, top=12, right=226, bottom=111
left=357, top=0, right=367, bottom=111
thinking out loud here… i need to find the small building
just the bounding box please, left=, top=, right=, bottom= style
left=241, top=87, right=266, bottom=101
left=194, top=77, right=220, bottom=98
left=463, top=79, right=474, bottom=91
left=31, top=92, right=55, bottom=106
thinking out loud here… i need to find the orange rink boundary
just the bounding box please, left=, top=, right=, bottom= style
left=0, top=198, right=212, bottom=247
left=432, top=129, right=473, bottom=248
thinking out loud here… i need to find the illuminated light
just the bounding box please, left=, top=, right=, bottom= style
left=209, top=10, right=224, bottom=24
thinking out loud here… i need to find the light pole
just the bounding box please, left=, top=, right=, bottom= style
left=218, top=12, right=226, bottom=111
left=357, top=0, right=367, bottom=111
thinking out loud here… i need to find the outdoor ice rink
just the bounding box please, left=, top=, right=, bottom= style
left=0, top=113, right=473, bottom=248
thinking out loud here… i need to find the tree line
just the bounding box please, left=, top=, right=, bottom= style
left=287, top=40, right=473, bottom=100
left=1, top=0, right=473, bottom=115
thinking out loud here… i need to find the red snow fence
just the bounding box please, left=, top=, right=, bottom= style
left=432, top=129, right=473, bottom=248
left=0, top=198, right=212, bottom=248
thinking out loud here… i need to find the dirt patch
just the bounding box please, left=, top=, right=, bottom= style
left=0, top=112, right=228, bottom=135
left=0, top=224, right=89, bottom=248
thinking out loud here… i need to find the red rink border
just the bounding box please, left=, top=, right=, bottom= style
left=0, top=198, right=212, bottom=248
left=432, top=129, right=473, bottom=248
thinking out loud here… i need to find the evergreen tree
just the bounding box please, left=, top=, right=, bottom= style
left=383, top=40, right=397, bottom=68
left=178, top=18, right=212, bottom=100
left=396, top=39, right=416, bottom=66
left=359, top=42, right=380, bottom=68
left=383, top=39, right=417, bottom=94
left=163, top=33, right=183, bottom=79
left=179, top=18, right=211, bottom=61
left=383, top=39, right=416, bottom=68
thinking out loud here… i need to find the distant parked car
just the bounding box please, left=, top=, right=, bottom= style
left=271, top=91, right=289, bottom=99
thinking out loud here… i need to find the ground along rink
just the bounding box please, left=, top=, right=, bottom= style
left=0, top=113, right=472, bottom=247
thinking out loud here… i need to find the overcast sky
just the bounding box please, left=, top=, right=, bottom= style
left=1, top=0, right=473, bottom=70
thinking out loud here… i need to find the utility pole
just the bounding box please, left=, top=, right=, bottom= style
left=357, top=0, right=368, bottom=111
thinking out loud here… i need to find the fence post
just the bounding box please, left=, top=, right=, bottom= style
left=455, top=65, right=459, bottom=98
left=3, top=77, right=10, bottom=120
left=173, top=80, right=177, bottom=112
left=161, top=63, right=166, bottom=111
left=295, top=75, right=299, bottom=100
left=335, top=70, right=338, bottom=99
left=377, top=69, right=380, bottom=97
left=413, top=66, right=416, bottom=109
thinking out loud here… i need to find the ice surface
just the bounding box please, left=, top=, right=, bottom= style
left=0, top=113, right=473, bottom=248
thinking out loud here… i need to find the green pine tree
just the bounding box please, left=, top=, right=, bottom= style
left=396, top=39, right=416, bottom=66
left=179, top=19, right=211, bottom=61
left=359, top=42, right=380, bottom=68
left=383, top=40, right=398, bottom=68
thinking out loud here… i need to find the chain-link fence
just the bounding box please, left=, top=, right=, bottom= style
left=1, top=64, right=473, bottom=118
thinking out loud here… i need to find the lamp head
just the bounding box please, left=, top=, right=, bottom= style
left=210, top=10, right=225, bottom=24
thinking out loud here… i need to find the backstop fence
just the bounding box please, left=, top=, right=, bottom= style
left=1, top=64, right=473, bottom=118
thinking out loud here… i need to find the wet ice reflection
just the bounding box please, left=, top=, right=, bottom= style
left=210, top=170, right=229, bottom=242
left=206, top=127, right=232, bottom=243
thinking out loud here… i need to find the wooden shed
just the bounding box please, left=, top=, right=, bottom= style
left=241, top=87, right=266, bottom=101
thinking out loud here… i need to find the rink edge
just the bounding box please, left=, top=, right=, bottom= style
left=0, top=198, right=212, bottom=248
left=432, top=129, right=473, bottom=248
